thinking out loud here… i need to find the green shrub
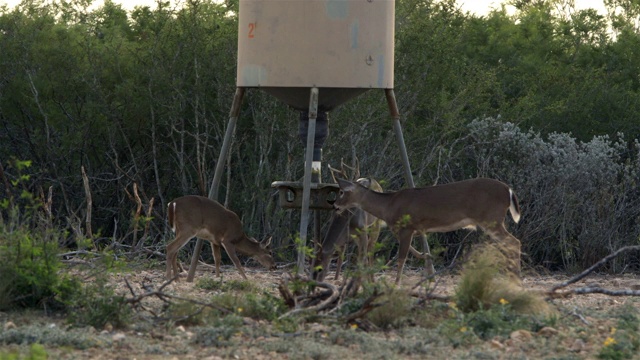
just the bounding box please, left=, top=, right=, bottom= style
left=0, top=343, right=47, bottom=360
left=365, top=286, right=414, bottom=329
left=192, top=314, right=244, bottom=347
left=197, top=278, right=255, bottom=292
left=0, top=326, right=100, bottom=350
left=0, top=208, right=80, bottom=311
left=208, top=291, right=286, bottom=322
left=64, top=277, right=132, bottom=329
left=166, top=301, right=217, bottom=326
left=598, top=303, right=640, bottom=360
left=240, top=292, right=287, bottom=321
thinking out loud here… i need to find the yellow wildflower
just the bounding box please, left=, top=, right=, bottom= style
left=603, top=337, right=617, bottom=347
left=499, top=298, right=509, bottom=305
left=459, top=326, right=468, bottom=333
left=610, top=327, right=617, bottom=335
left=237, top=307, right=243, bottom=313
left=350, top=323, right=358, bottom=330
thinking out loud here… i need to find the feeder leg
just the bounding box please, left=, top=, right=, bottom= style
left=385, top=89, right=435, bottom=276
left=297, top=87, right=319, bottom=276
left=186, top=88, right=245, bottom=282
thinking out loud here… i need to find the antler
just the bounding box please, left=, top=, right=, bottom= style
left=328, top=156, right=362, bottom=183
left=328, top=162, right=347, bottom=183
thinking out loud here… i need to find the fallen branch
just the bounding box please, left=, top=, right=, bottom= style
left=548, top=287, right=640, bottom=299
left=551, top=245, right=640, bottom=292
left=124, top=276, right=232, bottom=315
left=544, top=245, right=640, bottom=300
left=279, top=280, right=339, bottom=318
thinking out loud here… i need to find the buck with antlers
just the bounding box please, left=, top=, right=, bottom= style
left=313, top=174, right=383, bottom=282
left=165, top=195, right=276, bottom=280
left=333, top=178, right=521, bottom=284
left=313, top=161, right=427, bottom=282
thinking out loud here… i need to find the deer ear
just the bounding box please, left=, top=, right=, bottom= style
left=337, top=178, right=355, bottom=191
left=356, top=177, right=371, bottom=188
left=261, top=236, right=273, bottom=249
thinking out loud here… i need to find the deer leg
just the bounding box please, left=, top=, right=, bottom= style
left=165, top=234, right=192, bottom=280
left=395, top=229, right=413, bottom=285
left=211, top=243, right=223, bottom=277
left=221, top=244, right=248, bottom=279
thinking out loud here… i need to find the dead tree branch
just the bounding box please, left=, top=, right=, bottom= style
left=132, top=183, right=143, bottom=248
left=550, top=245, right=640, bottom=292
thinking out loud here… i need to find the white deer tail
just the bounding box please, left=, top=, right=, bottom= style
left=509, top=189, right=521, bottom=223
left=167, top=201, right=177, bottom=232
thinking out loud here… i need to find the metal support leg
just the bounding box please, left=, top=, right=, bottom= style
left=385, top=89, right=435, bottom=275
left=186, top=87, right=245, bottom=282
left=297, top=87, right=319, bottom=276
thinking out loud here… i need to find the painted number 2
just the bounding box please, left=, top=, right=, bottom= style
left=248, top=23, right=256, bottom=38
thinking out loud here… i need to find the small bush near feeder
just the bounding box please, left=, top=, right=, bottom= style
left=455, top=244, right=550, bottom=315
left=365, top=284, right=414, bottom=329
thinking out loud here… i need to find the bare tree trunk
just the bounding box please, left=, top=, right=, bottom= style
left=81, top=166, right=93, bottom=239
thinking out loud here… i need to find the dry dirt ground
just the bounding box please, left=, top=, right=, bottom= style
left=2, top=264, right=640, bottom=360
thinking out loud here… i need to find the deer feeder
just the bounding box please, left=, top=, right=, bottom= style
left=186, top=0, right=431, bottom=281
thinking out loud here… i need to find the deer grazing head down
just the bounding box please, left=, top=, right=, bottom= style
left=165, top=195, right=275, bottom=280
left=312, top=165, right=383, bottom=282
left=333, top=177, right=521, bottom=284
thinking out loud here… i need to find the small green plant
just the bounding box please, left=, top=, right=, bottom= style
left=439, top=297, right=550, bottom=346
left=209, top=291, right=286, bottom=322
left=273, top=316, right=298, bottom=333
left=166, top=301, right=207, bottom=326
left=192, top=314, right=244, bottom=347
left=365, top=284, right=413, bottom=329
left=597, top=303, right=640, bottom=360
left=65, top=277, right=132, bottom=329
left=0, top=343, right=47, bottom=360
left=197, top=278, right=255, bottom=292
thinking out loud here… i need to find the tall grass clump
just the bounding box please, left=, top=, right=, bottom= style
left=364, top=283, right=415, bottom=329
left=454, top=244, right=550, bottom=315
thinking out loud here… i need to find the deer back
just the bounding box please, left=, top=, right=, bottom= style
left=336, top=178, right=515, bottom=233
left=169, top=195, right=245, bottom=245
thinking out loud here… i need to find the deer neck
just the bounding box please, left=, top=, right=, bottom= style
left=356, top=189, right=395, bottom=223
